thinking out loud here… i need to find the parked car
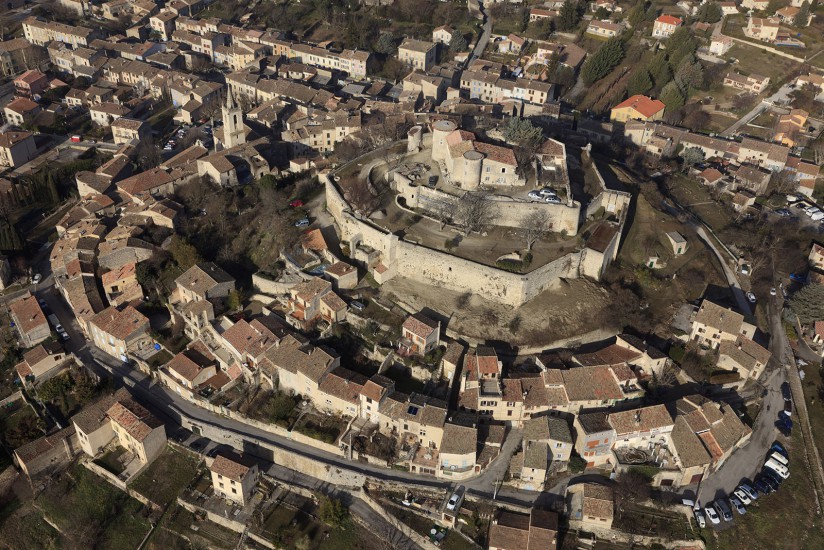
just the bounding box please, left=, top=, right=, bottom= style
left=294, top=218, right=310, bottom=227
left=740, top=264, right=751, bottom=275
left=733, top=488, right=752, bottom=505
left=812, top=211, right=824, bottom=222
left=729, top=496, right=746, bottom=515
left=771, top=441, right=788, bottom=458
left=539, top=187, right=557, bottom=197
left=693, top=508, right=706, bottom=528
left=770, top=287, right=777, bottom=296
left=428, top=175, right=438, bottom=187
left=783, top=400, right=792, bottom=417
left=289, top=199, right=304, bottom=207
left=738, top=483, right=759, bottom=501
left=778, top=414, right=793, bottom=436
left=769, top=451, right=789, bottom=467
left=704, top=505, right=721, bottom=525
left=32, top=273, right=42, bottom=284
left=781, top=382, right=792, bottom=401
left=58, top=330, right=70, bottom=341
left=764, top=459, right=790, bottom=480
left=54, top=323, right=64, bottom=333
left=775, top=208, right=793, bottom=217
left=350, top=300, right=365, bottom=312
left=446, top=486, right=465, bottom=511
left=713, top=499, right=733, bottom=522
left=545, top=196, right=562, bottom=204
left=527, top=190, right=542, bottom=200
left=38, top=298, right=48, bottom=309
left=746, top=292, right=756, bottom=303
left=760, top=470, right=783, bottom=489
left=753, top=477, right=773, bottom=494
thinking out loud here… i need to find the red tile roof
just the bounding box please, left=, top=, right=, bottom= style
left=613, top=95, right=666, bottom=118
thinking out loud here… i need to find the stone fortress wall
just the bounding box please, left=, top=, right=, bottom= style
left=325, top=176, right=585, bottom=307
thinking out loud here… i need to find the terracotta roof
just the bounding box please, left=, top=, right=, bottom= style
left=107, top=396, right=163, bottom=442
left=222, top=319, right=279, bottom=359
left=489, top=511, right=530, bottom=549
left=301, top=228, right=327, bottom=251
left=562, top=366, right=623, bottom=402
left=320, top=291, right=347, bottom=312
left=72, top=388, right=129, bottom=434
left=465, top=347, right=500, bottom=377
left=325, top=261, right=355, bottom=278
left=90, top=305, right=148, bottom=341
left=574, top=344, right=641, bottom=367
left=440, top=421, right=477, bottom=455
left=9, top=292, right=47, bottom=336
left=523, top=415, right=572, bottom=443
left=613, top=95, right=666, bottom=118
left=176, top=262, right=234, bottom=297
left=582, top=483, right=614, bottom=520
left=14, top=426, right=76, bottom=463
left=318, top=366, right=367, bottom=405
left=210, top=454, right=252, bottom=481
left=693, top=299, right=744, bottom=335
left=607, top=404, right=673, bottom=436
left=656, top=14, right=683, bottom=26
left=292, top=277, right=332, bottom=302
left=262, top=334, right=335, bottom=382
left=474, top=142, right=517, bottom=166
left=361, top=374, right=394, bottom=402
left=101, top=262, right=136, bottom=285
left=402, top=313, right=438, bottom=340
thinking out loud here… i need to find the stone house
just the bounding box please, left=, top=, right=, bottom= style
left=652, top=15, right=683, bottom=38
left=488, top=509, right=558, bottom=550
left=317, top=366, right=367, bottom=417
left=111, top=117, right=150, bottom=145
left=567, top=483, right=614, bottom=530
left=717, top=336, right=771, bottom=382
left=14, top=342, right=71, bottom=389
left=573, top=412, right=615, bottom=468
left=0, top=130, right=37, bottom=168
left=107, top=395, right=167, bottom=463
left=88, top=305, right=151, bottom=361
left=9, top=292, right=50, bottom=348
left=260, top=334, right=339, bottom=402
left=400, top=313, right=440, bottom=356
left=398, top=38, right=436, bottom=72
left=689, top=299, right=756, bottom=349
left=437, top=420, right=478, bottom=479
left=175, top=262, right=235, bottom=306
left=210, top=453, right=260, bottom=506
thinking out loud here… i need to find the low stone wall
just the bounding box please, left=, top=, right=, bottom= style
left=82, top=459, right=162, bottom=511
left=393, top=174, right=581, bottom=236
left=359, top=490, right=440, bottom=550
left=251, top=273, right=297, bottom=296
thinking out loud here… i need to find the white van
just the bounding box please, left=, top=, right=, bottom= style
left=812, top=211, right=824, bottom=222
left=764, top=458, right=790, bottom=479
left=769, top=451, right=789, bottom=466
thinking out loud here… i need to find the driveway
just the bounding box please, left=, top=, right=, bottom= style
left=720, top=83, right=795, bottom=137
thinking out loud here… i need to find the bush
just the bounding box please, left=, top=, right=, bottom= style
left=568, top=452, right=587, bottom=473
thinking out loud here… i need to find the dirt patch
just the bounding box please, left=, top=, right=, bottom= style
left=382, top=276, right=611, bottom=346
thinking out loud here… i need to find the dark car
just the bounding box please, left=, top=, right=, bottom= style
left=753, top=478, right=773, bottom=495
left=428, top=175, right=438, bottom=187
left=760, top=470, right=783, bottom=489
left=783, top=400, right=793, bottom=417
left=778, top=414, right=793, bottom=436
left=781, top=382, right=792, bottom=401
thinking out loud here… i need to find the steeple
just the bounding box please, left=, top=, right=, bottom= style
left=220, top=90, right=245, bottom=150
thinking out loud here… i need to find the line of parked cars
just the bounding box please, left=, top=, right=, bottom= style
left=527, top=187, right=562, bottom=204
left=693, top=442, right=789, bottom=528
left=787, top=194, right=824, bottom=222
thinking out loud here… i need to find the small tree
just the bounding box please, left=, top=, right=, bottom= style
left=503, top=117, right=543, bottom=147
left=319, top=495, right=349, bottom=528
left=557, top=0, right=581, bottom=31
left=581, top=37, right=625, bottom=85
left=375, top=33, right=397, bottom=55
left=449, top=33, right=468, bottom=53
left=227, top=289, right=243, bottom=312
left=680, top=146, right=705, bottom=171
left=697, top=1, right=722, bottom=23
left=660, top=81, right=685, bottom=113
left=795, top=1, right=811, bottom=27
left=455, top=190, right=497, bottom=234
left=522, top=210, right=552, bottom=250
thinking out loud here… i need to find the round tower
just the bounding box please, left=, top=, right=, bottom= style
left=431, top=119, right=457, bottom=163
left=407, top=125, right=423, bottom=153
left=461, top=150, right=484, bottom=190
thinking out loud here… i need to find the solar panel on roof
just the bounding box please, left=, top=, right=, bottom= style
left=408, top=406, right=419, bottom=416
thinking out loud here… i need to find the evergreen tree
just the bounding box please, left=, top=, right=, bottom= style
left=697, top=1, right=723, bottom=23
left=795, top=1, right=811, bottom=27
left=647, top=50, right=672, bottom=89
left=374, top=33, right=397, bottom=55
left=558, top=0, right=581, bottom=32
left=449, top=33, right=468, bottom=52
left=667, top=27, right=697, bottom=70
left=675, top=57, right=704, bottom=92
left=627, top=3, right=647, bottom=27
left=626, top=69, right=653, bottom=96
left=581, top=37, right=625, bottom=85
left=660, top=81, right=686, bottom=112
left=46, top=172, right=59, bottom=205
left=790, top=283, right=824, bottom=325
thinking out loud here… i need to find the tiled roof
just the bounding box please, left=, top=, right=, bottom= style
left=107, top=396, right=163, bottom=442
left=573, top=344, right=640, bottom=367
left=582, top=483, right=614, bottom=520
left=176, top=262, right=234, bottom=297
left=360, top=374, right=394, bottom=402
left=318, top=366, right=367, bottom=405
left=72, top=388, right=129, bottom=434
left=577, top=411, right=612, bottom=435
left=523, top=440, right=548, bottom=470
left=523, top=415, right=572, bottom=443
left=14, top=426, right=76, bottom=463
left=402, top=313, right=438, bottom=339
left=607, top=404, right=673, bottom=436
left=613, top=95, right=666, bottom=118
left=441, top=421, right=478, bottom=456
left=9, top=292, right=47, bottom=336
left=693, top=299, right=744, bottom=335
left=262, top=334, right=335, bottom=382
left=210, top=454, right=252, bottom=481
left=90, top=305, right=148, bottom=341
left=562, top=366, right=623, bottom=402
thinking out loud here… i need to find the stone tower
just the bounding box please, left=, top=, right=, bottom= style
left=221, top=91, right=245, bottom=150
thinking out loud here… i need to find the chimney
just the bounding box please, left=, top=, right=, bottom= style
left=634, top=411, right=642, bottom=424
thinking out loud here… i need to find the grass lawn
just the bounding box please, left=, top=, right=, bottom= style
left=709, top=429, right=824, bottom=550
left=157, top=503, right=239, bottom=549
left=129, top=445, right=201, bottom=507
left=666, top=174, right=735, bottom=233
left=36, top=463, right=150, bottom=548
left=293, top=414, right=347, bottom=445
left=255, top=500, right=373, bottom=549
left=0, top=503, right=62, bottom=550
left=723, top=43, right=801, bottom=86
left=441, top=531, right=480, bottom=550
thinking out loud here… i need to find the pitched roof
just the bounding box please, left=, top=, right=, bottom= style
left=523, top=415, right=573, bottom=443
left=9, top=292, right=47, bottom=335
left=176, top=262, right=234, bottom=296
left=107, top=396, right=163, bottom=442
left=402, top=313, right=438, bottom=339
left=607, top=404, right=673, bottom=436
left=693, top=299, right=744, bottom=335
left=656, top=14, right=683, bottom=26
left=90, top=305, right=148, bottom=341
left=582, top=483, right=614, bottom=520
left=440, top=421, right=478, bottom=456
left=613, top=95, right=666, bottom=118
left=318, top=366, right=367, bottom=405
left=562, top=366, right=623, bottom=402
left=210, top=453, right=253, bottom=481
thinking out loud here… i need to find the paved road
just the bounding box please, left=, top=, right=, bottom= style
left=466, top=1, right=492, bottom=68
left=720, top=83, right=795, bottom=137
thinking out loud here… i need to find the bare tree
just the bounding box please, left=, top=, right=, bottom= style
left=455, top=190, right=496, bottom=234
left=341, top=175, right=381, bottom=216
left=136, top=135, right=162, bottom=170
left=433, top=199, right=454, bottom=229
left=521, top=209, right=552, bottom=250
